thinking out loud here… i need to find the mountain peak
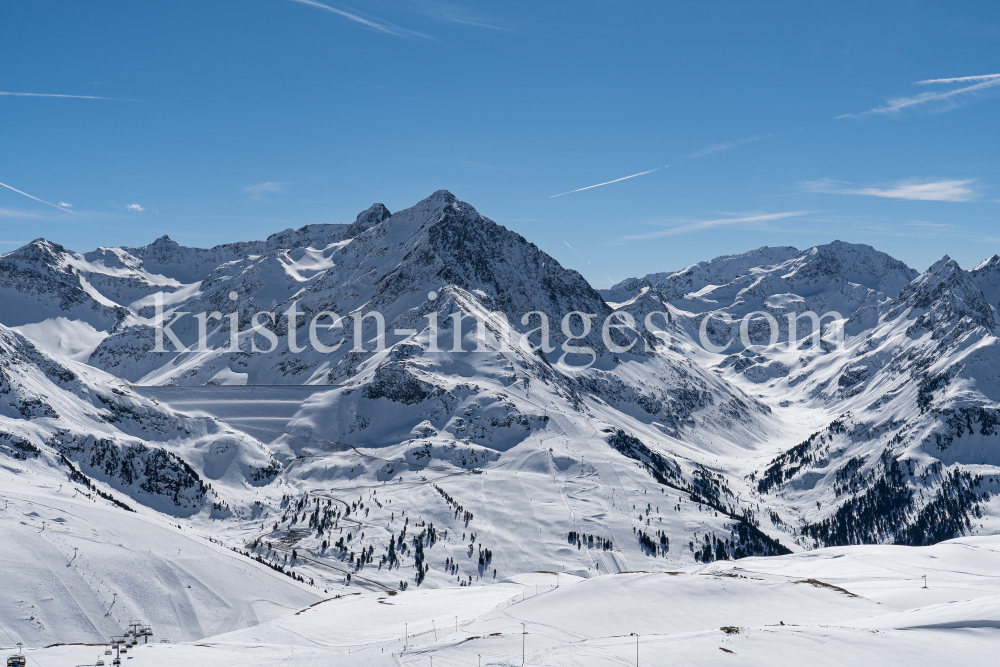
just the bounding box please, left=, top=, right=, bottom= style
left=973, top=254, right=1000, bottom=272
left=427, top=189, right=457, bottom=203
left=150, top=234, right=179, bottom=248
left=346, top=202, right=392, bottom=236
left=971, top=254, right=1000, bottom=309
left=405, top=190, right=464, bottom=219
left=893, top=254, right=995, bottom=330
left=928, top=255, right=955, bottom=273
left=26, top=237, right=64, bottom=252
left=359, top=202, right=392, bottom=221
left=4, top=238, right=69, bottom=263
left=788, top=240, right=917, bottom=297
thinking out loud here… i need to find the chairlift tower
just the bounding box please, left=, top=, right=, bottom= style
left=126, top=620, right=153, bottom=644
left=5, top=643, right=25, bottom=667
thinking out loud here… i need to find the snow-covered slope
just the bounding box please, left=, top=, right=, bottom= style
left=739, top=255, right=1000, bottom=549
left=0, top=240, right=130, bottom=330
left=15, top=533, right=1000, bottom=666
left=605, top=241, right=917, bottom=313
left=0, top=461, right=319, bottom=647
left=605, top=241, right=919, bottom=355
left=3, top=190, right=1000, bottom=660
left=0, top=321, right=283, bottom=518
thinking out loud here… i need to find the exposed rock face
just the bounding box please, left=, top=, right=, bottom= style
left=4, top=191, right=1000, bottom=567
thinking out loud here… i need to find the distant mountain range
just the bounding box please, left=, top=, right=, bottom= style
left=3, top=190, right=999, bottom=596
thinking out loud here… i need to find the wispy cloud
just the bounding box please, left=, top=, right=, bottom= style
left=288, top=0, right=431, bottom=38
left=622, top=211, right=809, bottom=240
left=909, top=220, right=953, bottom=230
left=803, top=178, right=978, bottom=202
left=436, top=15, right=505, bottom=30
left=841, top=73, right=1000, bottom=118
left=916, top=74, right=1000, bottom=85
left=454, top=159, right=516, bottom=171
left=549, top=166, right=667, bottom=198
left=58, top=201, right=72, bottom=208
left=409, top=1, right=508, bottom=31
left=245, top=181, right=288, bottom=199
left=0, top=207, right=45, bottom=219
left=0, top=181, right=74, bottom=213
left=687, top=134, right=769, bottom=159
left=0, top=91, right=137, bottom=101
left=125, top=203, right=145, bottom=212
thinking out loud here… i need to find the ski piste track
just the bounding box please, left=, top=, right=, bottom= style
left=3, top=192, right=1000, bottom=663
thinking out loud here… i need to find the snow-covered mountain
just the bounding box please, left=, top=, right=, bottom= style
left=4, top=190, right=1000, bottom=655
left=741, top=255, right=1000, bottom=547
left=604, top=243, right=1000, bottom=550
left=0, top=321, right=281, bottom=518
left=604, top=240, right=919, bottom=352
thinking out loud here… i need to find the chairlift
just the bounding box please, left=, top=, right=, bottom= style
left=105, top=645, right=112, bottom=655
left=6, top=643, right=26, bottom=667
left=112, top=660, right=120, bottom=667
left=96, top=658, right=106, bottom=666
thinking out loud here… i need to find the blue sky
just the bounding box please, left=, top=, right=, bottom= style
left=1, top=1, right=999, bottom=286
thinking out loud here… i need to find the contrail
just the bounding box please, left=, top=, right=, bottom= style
left=549, top=166, right=666, bottom=198
left=0, top=91, right=132, bottom=101
left=0, top=181, right=74, bottom=213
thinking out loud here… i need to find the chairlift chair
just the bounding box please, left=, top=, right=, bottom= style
left=6, top=643, right=26, bottom=667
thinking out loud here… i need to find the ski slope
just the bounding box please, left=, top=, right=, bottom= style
left=9, top=535, right=1000, bottom=666
left=3, top=192, right=1000, bottom=665
left=0, top=460, right=321, bottom=648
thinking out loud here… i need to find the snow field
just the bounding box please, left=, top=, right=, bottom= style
left=0, top=464, right=320, bottom=647
left=13, top=537, right=1000, bottom=666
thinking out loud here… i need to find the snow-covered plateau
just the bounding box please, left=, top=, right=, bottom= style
left=2, top=190, right=999, bottom=664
